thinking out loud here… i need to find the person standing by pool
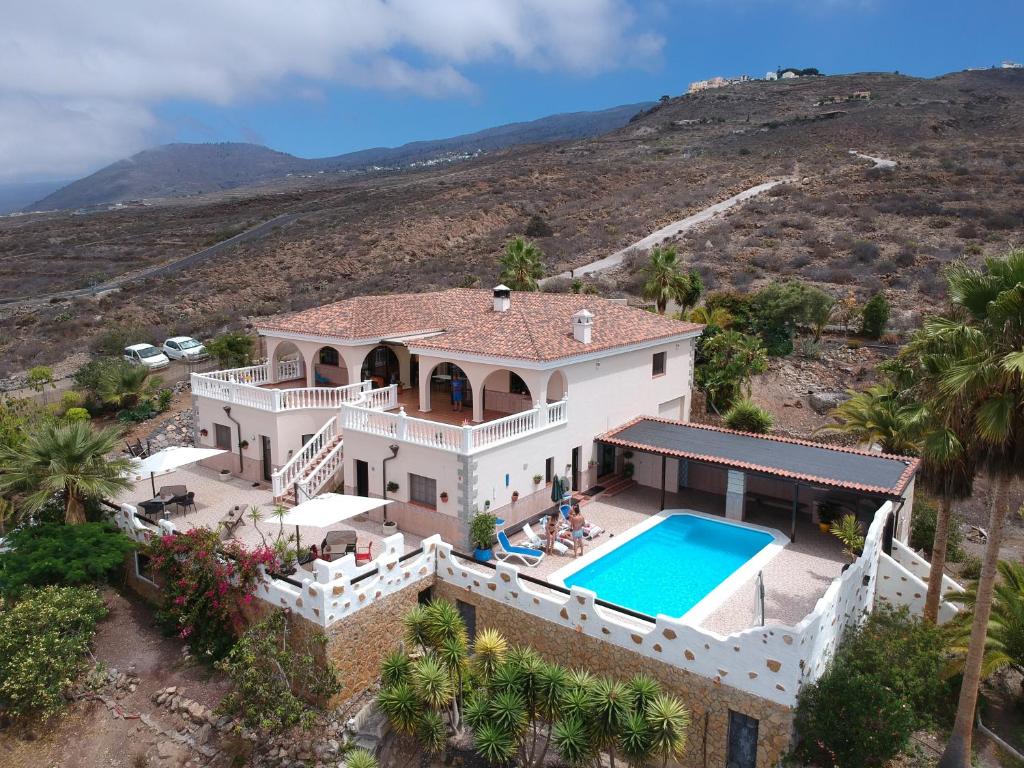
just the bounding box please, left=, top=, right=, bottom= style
left=545, top=514, right=560, bottom=554
left=451, top=376, right=464, bottom=412
left=569, top=504, right=586, bottom=557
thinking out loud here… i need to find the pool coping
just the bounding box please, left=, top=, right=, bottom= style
left=547, top=509, right=789, bottom=627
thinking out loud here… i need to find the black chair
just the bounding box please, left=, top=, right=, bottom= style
left=174, top=491, right=196, bottom=514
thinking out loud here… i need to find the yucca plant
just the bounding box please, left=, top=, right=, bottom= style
left=343, top=748, right=379, bottom=768
left=472, top=628, right=508, bottom=679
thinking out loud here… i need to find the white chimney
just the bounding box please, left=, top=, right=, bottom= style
left=493, top=284, right=511, bottom=312
left=572, top=309, right=594, bottom=344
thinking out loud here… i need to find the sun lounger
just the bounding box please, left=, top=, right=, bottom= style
left=495, top=530, right=544, bottom=566
left=583, top=524, right=603, bottom=540
left=522, top=522, right=568, bottom=555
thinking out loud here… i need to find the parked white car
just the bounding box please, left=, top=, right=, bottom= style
left=123, top=343, right=170, bottom=370
left=163, top=336, right=208, bottom=361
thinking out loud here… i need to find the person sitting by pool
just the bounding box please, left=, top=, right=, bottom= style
left=569, top=504, right=586, bottom=557
left=545, top=514, right=560, bottom=554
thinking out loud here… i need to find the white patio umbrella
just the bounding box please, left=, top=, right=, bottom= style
left=278, top=493, right=392, bottom=556
left=130, top=446, right=227, bottom=497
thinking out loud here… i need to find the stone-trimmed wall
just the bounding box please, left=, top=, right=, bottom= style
left=324, top=578, right=434, bottom=703
left=876, top=552, right=961, bottom=624
left=889, top=539, right=964, bottom=598
left=432, top=579, right=793, bottom=768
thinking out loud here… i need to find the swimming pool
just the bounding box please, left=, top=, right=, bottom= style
left=550, top=511, right=786, bottom=623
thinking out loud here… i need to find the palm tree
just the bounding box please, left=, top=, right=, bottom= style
left=946, top=560, right=1024, bottom=684
left=932, top=251, right=1024, bottom=768
left=99, top=363, right=159, bottom=410
left=818, top=384, right=923, bottom=454
left=688, top=305, right=733, bottom=328
left=641, top=246, right=702, bottom=315
left=499, top=237, right=545, bottom=291
left=0, top=420, right=132, bottom=524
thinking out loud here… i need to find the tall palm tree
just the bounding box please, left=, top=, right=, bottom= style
left=641, top=246, right=702, bottom=315
left=0, top=420, right=132, bottom=524
left=932, top=251, right=1024, bottom=768
left=499, top=236, right=545, bottom=291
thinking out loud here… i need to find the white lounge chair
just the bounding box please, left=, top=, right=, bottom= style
left=495, top=530, right=545, bottom=567
left=522, top=522, right=569, bottom=555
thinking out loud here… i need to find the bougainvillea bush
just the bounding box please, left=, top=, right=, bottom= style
left=146, top=527, right=279, bottom=661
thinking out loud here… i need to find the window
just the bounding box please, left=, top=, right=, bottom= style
left=456, top=600, right=477, bottom=642
left=409, top=473, right=437, bottom=508
left=652, top=351, right=667, bottom=376
left=509, top=372, right=530, bottom=395
left=166, top=340, right=179, bottom=350
left=319, top=347, right=339, bottom=366
left=214, top=423, right=232, bottom=450
left=135, top=552, right=156, bottom=585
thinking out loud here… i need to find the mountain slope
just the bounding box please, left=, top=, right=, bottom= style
left=27, top=102, right=651, bottom=211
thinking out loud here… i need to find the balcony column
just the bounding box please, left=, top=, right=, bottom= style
left=418, top=364, right=431, bottom=413
left=304, top=351, right=317, bottom=388
left=536, top=400, right=548, bottom=426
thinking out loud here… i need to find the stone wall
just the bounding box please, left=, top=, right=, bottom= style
left=323, top=578, right=434, bottom=703
left=432, top=579, right=793, bottom=768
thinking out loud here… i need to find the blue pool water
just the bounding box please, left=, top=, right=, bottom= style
left=562, top=514, right=773, bottom=618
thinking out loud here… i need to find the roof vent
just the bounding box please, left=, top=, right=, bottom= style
left=493, top=284, right=511, bottom=313
left=572, top=309, right=593, bottom=344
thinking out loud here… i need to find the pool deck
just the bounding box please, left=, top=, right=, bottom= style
left=510, top=486, right=847, bottom=636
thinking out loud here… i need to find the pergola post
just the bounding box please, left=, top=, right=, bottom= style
left=791, top=482, right=799, bottom=543
left=659, top=455, right=667, bottom=511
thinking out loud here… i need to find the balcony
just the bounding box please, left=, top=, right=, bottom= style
left=191, top=361, right=369, bottom=412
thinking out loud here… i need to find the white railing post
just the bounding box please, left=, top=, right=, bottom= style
left=272, top=389, right=283, bottom=412
left=397, top=407, right=408, bottom=440
left=461, top=424, right=473, bottom=454
left=536, top=399, right=547, bottom=426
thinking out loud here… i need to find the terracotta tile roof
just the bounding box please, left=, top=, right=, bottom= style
left=598, top=416, right=919, bottom=497
left=258, top=289, right=702, bottom=362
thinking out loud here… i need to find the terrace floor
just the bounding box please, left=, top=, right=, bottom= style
left=112, top=465, right=423, bottom=572
left=505, top=485, right=847, bottom=636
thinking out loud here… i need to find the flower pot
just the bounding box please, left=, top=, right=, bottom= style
left=818, top=522, right=830, bottom=534
left=218, top=470, right=231, bottom=482
left=382, top=520, right=398, bottom=535
left=440, top=492, right=449, bottom=503
left=511, top=491, right=519, bottom=502
left=474, top=547, right=493, bottom=562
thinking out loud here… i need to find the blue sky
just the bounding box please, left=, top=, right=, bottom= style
left=2, top=0, right=1021, bottom=181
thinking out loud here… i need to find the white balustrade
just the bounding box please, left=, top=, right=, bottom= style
left=272, top=416, right=339, bottom=497
left=192, top=371, right=367, bottom=413
left=297, top=439, right=345, bottom=500
left=276, top=358, right=303, bottom=381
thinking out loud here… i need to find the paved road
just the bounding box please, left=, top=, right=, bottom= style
left=541, top=178, right=793, bottom=284
left=0, top=211, right=299, bottom=308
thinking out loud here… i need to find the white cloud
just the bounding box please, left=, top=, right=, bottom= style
left=0, top=0, right=662, bottom=181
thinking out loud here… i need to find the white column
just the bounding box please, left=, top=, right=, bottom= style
left=418, top=364, right=432, bottom=413
left=304, top=351, right=317, bottom=388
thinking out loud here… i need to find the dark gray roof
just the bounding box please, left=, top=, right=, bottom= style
left=600, top=418, right=918, bottom=496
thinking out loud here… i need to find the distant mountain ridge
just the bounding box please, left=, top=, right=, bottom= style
left=27, top=102, right=652, bottom=211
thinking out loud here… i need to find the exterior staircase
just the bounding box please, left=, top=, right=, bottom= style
left=597, top=474, right=636, bottom=498
left=272, top=417, right=344, bottom=505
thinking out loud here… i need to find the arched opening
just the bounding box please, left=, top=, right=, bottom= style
left=546, top=369, right=568, bottom=402
left=360, top=345, right=401, bottom=388
left=427, top=362, right=473, bottom=414
left=314, top=345, right=349, bottom=387
left=270, top=340, right=304, bottom=384
left=481, top=369, right=534, bottom=415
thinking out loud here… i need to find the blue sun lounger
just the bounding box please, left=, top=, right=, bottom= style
left=495, top=530, right=545, bottom=567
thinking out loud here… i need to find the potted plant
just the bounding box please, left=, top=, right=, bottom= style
left=816, top=500, right=840, bottom=533
left=199, top=428, right=209, bottom=438
left=533, top=474, right=543, bottom=485
left=511, top=490, right=520, bottom=502
left=622, top=461, right=635, bottom=479
left=470, top=511, right=498, bottom=562
left=830, top=514, right=865, bottom=561
left=238, top=439, right=249, bottom=450
left=386, top=480, right=399, bottom=495
left=218, top=468, right=231, bottom=481
left=440, top=491, right=449, bottom=503
left=382, top=518, right=398, bottom=535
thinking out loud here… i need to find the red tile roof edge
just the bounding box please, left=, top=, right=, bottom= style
left=598, top=415, right=920, bottom=496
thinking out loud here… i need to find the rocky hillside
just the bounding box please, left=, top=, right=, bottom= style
left=1, top=69, right=1021, bottom=375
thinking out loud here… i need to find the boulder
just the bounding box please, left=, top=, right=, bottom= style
left=809, top=390, right=850, bottom=415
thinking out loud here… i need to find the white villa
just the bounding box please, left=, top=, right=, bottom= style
left=107, top=284, right=961, bottom=766
left=191, top=286, right=702, bottom=544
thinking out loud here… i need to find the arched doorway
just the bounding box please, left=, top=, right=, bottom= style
left=314, top=345, right=348, bottom=387
left=427, top=362, right=473, bottom=414
left=361, top=345, right=401, bottom=388
left=270, top=341, right=303, bottom=383
left=546, top=369, right=568, bottom=402
left=481, top=369, right=533, bottom=415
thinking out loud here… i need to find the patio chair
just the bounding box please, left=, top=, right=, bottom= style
left=175, top=491, right=197, bottom=515
left=522, top=522, right=568, bottom=555
left=495, top=531, right=544, bottom=567
left=125, top=438, right=150, bottom=459
left=321, top=529, right=358, bottom=561
left=354, top=542, right=373, bottom=566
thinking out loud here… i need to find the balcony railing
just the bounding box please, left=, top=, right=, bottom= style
left=191, top=362, right=371, bottom=412
left=341, top=397, right=568, bottom=455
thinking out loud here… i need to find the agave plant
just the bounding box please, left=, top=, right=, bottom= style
left=343, top=748, right=379, bottom=768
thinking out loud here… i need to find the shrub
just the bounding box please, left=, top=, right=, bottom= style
left=705, top=291, right=754, bottom=331
left=851, top=240, right=880, bottom=263
left=146, top=528, right=280, bottom=661
left=723, top=400, right=773, bottom=433
left=206, top=332, right=255, bottom=369
left=0, top=586, right=107, bottom=721
left=524, top=213, right=553, bottom=238
left=793, top=606, right=946, bottom=768
left=860, top=293, right=890, bottom=339
left=0, top=522, right=136, bottom=599
left=216, top=610, right=341, bottom=735
left=960, top=554, right=982, bottom=580
left=64, top=407, right=91, bottom=422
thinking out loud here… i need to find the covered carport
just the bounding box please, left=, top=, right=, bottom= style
left=596, top=417, right=919, bottom=544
